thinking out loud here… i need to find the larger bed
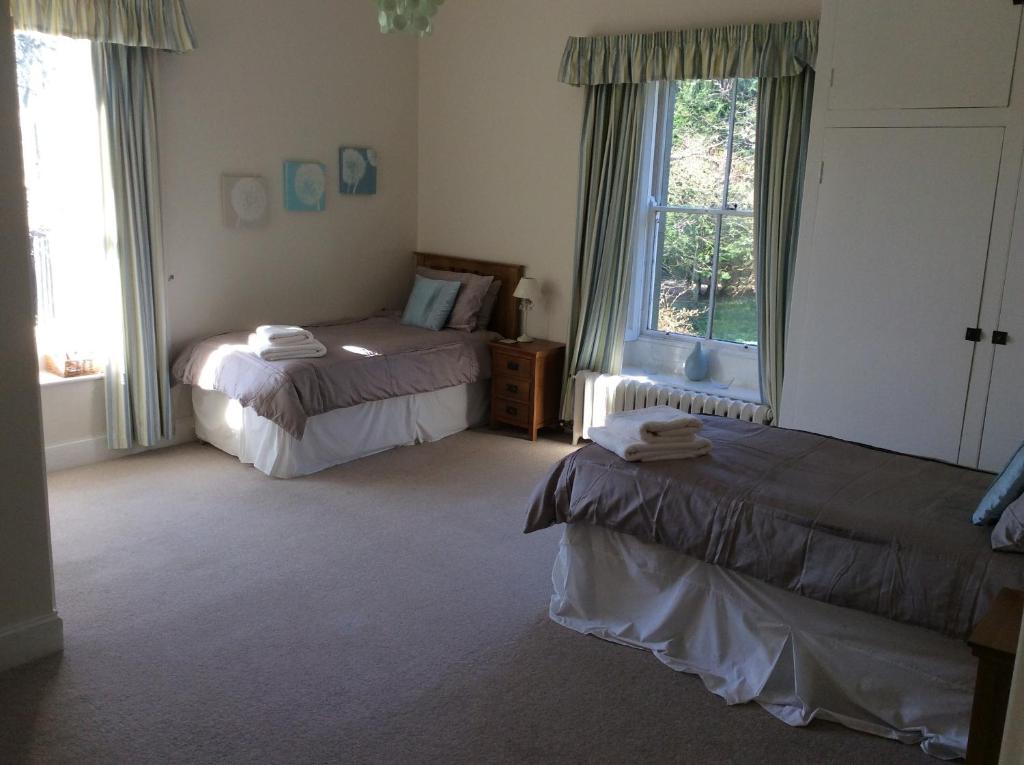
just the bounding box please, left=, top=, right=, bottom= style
left=173, top=253, right=523, bottom=478
left=525, top=416, right=1024, bottom=759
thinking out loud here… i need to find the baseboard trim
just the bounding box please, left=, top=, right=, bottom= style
left=45, top=417, right=196, bottom=472
left=0, top=612, right=63, bottom=672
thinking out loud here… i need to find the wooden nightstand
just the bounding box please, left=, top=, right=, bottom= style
left=967, top=588, right=1023, bottom=765
left=489, top=340, right=566, bottom=441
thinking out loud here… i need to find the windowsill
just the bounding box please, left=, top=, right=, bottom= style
left=623, top=333, right=761, bottom=400
left=620, top=366, right=762, bottom=403
left=39, top=370, right=104, bottom=387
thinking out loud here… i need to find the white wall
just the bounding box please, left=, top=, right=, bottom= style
left=417, top=0, right=821, bottom=344
left=0, top=0, right=63, bottom=669
left=40, top=377, right=194, bottom=472
left=159, top=0, right=420, bottom=348
left=40, top=0, right=421, bottom=466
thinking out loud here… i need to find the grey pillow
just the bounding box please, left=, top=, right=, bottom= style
left=992, top=494, right=1024, bottom=552
left=476, top=280, right=502, bottom=331
left=416, top=266, right=494, bottom=332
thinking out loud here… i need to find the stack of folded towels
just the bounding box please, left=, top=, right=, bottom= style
left=588, top=405, right=712, bottom=462
left=248, top=325, right=326, bottom=361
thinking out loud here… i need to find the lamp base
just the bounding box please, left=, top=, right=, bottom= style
left=517, top=334, right=534, bottom=343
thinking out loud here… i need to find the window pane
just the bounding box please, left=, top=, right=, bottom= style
left=711, top=216, right=757, bottom=345
left=654, top=212, right=716, bottom=336
left=665, top=79, right=734, bottom=208
left=727, top=78, right=758, bottom=211
left=16, top=32, right=111, bottom=362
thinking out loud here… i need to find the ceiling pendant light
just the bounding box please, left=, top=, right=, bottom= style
left=376, top=0, right=444, bottom=37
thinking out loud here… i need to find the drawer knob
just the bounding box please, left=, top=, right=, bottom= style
left=507, top=360, right=520, bottom=371
left=505, top=405, right=517, bottom=416
left=505, top=383, right=518, bottom=393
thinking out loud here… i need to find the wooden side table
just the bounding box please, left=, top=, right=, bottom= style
left=489, top=340, right=566, bottom=441
left=967, top=588, right=1023, bottom=765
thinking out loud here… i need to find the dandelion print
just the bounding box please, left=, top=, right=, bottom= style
left=338, top=147, right=378, bottom=195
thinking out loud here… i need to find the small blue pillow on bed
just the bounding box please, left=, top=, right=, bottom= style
left=401, top=275, right=461, bottom=331
left=973, top=440, right=1024, bottom=526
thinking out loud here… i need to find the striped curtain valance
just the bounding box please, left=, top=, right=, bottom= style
left=11, top=0, right=196, bottom=52
left=559, top=20, right=817, bottom=86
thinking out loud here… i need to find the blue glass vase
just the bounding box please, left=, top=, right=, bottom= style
left=684, top=342, right=709, bottom=382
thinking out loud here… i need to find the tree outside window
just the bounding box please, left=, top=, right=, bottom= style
left=649, top=78, right=758, bottom=346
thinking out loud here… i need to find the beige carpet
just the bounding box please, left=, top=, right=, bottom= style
left=0, top=431, right=932, bottom=764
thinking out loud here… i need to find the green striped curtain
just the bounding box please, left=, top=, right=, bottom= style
left=560, top=83, right=647, bottom=420
left=11, top=0, right=196, bottom=51
left=94, top=43, right=173, bottom=448
left=559, top=21, right=816, bottom=86
left=754, top=69, right=815, bottom=422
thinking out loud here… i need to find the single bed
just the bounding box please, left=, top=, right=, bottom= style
left=525, top=416, right=1024, bottom=759
left=174, top=254, right=523, bottom=478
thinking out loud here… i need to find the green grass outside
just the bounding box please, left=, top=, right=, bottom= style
left=672, top=294, right=758, bottom=346
left=711, top=294, right=758, bottom=345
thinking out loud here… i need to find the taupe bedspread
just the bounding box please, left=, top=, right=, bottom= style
left=173, top=317, right=496, bottom=439
left=525, top=417, right=1024, bottom=639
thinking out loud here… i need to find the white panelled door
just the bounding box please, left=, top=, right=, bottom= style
left=787, top=127, right=1004, bottom=463
left=829, top=0, right=1021, bottom=111
left=980, top=216, right=1024, bottom=471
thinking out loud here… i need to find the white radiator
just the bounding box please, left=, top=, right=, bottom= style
left=572, top=371, right=773, bottom=444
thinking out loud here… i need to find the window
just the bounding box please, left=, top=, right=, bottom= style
left=15, top=31, right=115, bottom=371
left=642, top=78, right=758, bottom=346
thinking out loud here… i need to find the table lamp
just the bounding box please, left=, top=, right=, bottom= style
left=512, top=277, right=541, bottom=343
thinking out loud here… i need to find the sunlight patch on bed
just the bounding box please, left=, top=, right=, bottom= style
left=197, top=343, right=250, bottom=389
left=342, top=345, right=380, bottom=357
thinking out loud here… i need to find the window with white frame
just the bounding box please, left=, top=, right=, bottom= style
left=15, top=31, right=116, bottom=373
left=640, top=78, right=759, bottom=347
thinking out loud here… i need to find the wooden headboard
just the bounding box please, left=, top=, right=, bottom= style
left=414, top=252, right=525, bottom=339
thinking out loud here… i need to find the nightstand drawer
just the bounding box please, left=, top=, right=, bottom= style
left=492, top=397, right=532, bottom=427
left=493, top=376, right=531, bottom=403
left=494, top=353, right=534, bottom=379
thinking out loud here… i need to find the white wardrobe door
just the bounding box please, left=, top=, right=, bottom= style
left=787, top=127, right=1003, bottom=463
left=829, top=0, right=1020, bottom=111
left=980, top=235, right=1024, bottom=472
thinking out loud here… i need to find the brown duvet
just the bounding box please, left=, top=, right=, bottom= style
left=525, top=417, right=1024, bottom=639
left=173, top=316, right=496, bottom=439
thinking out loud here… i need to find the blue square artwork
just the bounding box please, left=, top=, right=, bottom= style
left=283, top=160, right=326, bottom=211
left=339, top=147, right=377, bottom=195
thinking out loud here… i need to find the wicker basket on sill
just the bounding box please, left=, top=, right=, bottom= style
left=44, top=354, right=98, bottom=378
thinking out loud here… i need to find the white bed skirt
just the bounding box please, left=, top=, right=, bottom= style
left=551, top=524, right=975, bottom=759
left=192, top=381, right=489, bottom=478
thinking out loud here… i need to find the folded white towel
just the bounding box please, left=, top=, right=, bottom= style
left=589, top=425, right=712, bottom=462
left=248, top=333, right=326, bottom=361
left=265, top=333, right=316, bottom=346
left=603, top=405, right=703, bottom=444
left=255, top=325, right=313, bottom=344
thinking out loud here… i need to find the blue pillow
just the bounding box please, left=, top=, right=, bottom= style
left=973, top=441, right=1024, bottom=526
left=401, top=275, right=461, bottom=331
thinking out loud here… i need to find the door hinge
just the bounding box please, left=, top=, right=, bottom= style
left=829, top=68, right=835, bottom=87
left=993, top=330, right=1009, bottom=345
left=819, top=161, right=824, bottom=184
left=965, top=327, right=983, bottom=342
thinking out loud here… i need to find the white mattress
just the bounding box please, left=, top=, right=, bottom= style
left=192, top=381, right=489, bottom=478
left=552, top=524, right=975, bottom=760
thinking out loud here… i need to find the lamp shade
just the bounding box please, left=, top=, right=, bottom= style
left=513, top=277, right=541, bottom=303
